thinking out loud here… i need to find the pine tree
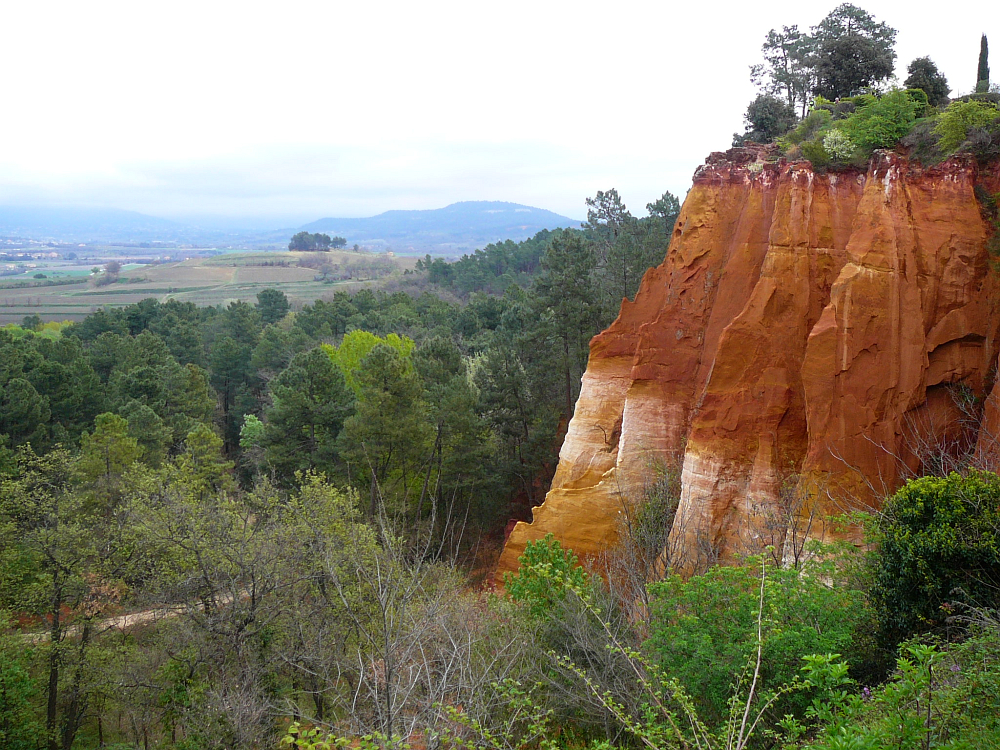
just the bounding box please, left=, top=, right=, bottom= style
left=977, top=34, right=990, bottom=93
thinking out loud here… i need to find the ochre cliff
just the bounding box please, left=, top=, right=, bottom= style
left=498, top=147, right=1000, bottom=578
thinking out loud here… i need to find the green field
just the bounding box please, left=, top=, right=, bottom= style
left=0, top=251, right=415, bottom=323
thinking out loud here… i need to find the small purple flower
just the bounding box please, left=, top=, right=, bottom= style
left=951, top=664, right=961, bottom=673
left=862, top=687, right=872, bottom=700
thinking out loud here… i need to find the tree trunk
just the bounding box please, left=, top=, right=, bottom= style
left=46, top=579, right=63, bottom=750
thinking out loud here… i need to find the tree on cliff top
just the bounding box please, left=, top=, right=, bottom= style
left=904, top=56, right=951, bottom=107
left=752, top=25, right=815, bottom=116
left=750, top=4, right=898, bottom=129
left=811, top=4, right=897, bottom=99
left=734, top=93, right=798, bottom=145
left=978, top=34, right=991, bottom=93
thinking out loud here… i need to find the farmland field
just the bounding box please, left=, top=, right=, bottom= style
left=0, top=250, right=415, bottom=323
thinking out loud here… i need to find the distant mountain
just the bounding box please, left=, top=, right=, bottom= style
left=0, top=201, right=583, bottom=252
left=0, top=206, right=190, bottom=243
left=301, top=201, right=582, bottom=250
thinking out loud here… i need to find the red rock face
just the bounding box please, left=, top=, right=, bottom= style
left=497, top=148, right=1000, bottom=578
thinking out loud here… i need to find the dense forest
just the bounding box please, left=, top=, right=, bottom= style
left=4, top=3, right=1000, bottom=750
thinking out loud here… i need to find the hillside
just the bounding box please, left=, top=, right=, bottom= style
left=301, top=201, right=581, bottom=251
left=0, top=205, right=188, bottom=243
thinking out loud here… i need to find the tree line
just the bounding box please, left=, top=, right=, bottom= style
left=289, top=232, right=348, bottom=252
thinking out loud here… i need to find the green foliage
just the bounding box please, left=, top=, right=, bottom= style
left=505, top=533, right=592, bottom=619
left=120, top=400, right=173, bottom=467
left=534, top=232, right=601, bottom=420
left=801, top=138, right=832, bottom=168
left=904, top=56, right=951, bottom=108
left=255, top=287, right=291, bottom=325
left=805, top=633, right=1000, bottom=749
left=325, top=329, right=415, bottom=396
left=823, top=128, right=857, bottom=160
left=21, top=314, right=42, bottom=332
left=239, top=413, right=264, bottom=450
left=978, top=34, right=990, bottom=94
left=289, top=231, right=344, bottom=251
left=753, top=25, right=814, bottom=116
left=646, top=552, right=863, bottom=730
left=839, top=89, right=919, bottom=152
left=417, top=229, right=556, bottom=296
left=262, top=347, right=354, bottom=482
left=0, top=613, right=41, bottom=750
left=340, top=342, right=432, bottom=516
left=782, top=108, right=833, bottom=146
left=811, top=4, right=897, bottom=100
left=646, top=191, right=681, bottom=235
left=934, top=99, right=999, bottom=153
left=734, top=94, right=798, bottom=145
left=177, top=422, right=234, bottom=498
left=868, top=470, right=1000, bottom=649
left=76, top=412, right=143, bottom=497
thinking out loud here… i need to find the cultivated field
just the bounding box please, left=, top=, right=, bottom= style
left=0, top=250, right=416, bottom=323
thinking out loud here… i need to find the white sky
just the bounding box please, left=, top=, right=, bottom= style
left=0, top=0, right=996, bottom=225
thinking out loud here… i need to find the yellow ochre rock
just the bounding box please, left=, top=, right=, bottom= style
left=498, top=146, right=1000, bottom=578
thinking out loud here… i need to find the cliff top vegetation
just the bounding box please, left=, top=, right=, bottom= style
left=735, top=3, right=1000, bottom=169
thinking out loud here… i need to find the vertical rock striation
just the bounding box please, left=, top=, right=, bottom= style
left=498, top=147, right=1000, bottom=578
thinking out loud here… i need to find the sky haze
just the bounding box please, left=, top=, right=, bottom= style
left=1, top=0, right=997, bottom=225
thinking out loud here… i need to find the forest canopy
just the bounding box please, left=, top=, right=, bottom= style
left=3, top=4, right=1000, bottom=749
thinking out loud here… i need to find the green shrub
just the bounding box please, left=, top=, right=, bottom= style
left=734, top=93, right=798, bottom=145
left=782, top=108, right=833, bottom=146
left=869, top=470, right=1000, bottom=650
left=966, top=120, right=1000, bottom=164
left=505, top=533, right=592, bottom=618
left=840, top=89, right=920, bottom=152
left=823, top=129, right=857, bottom=161
left=812, top=95, right=859, bottom=121
left=934, top=99, right=999, bottom=153
left=646, top=552, right=863, bottom=729
left=800, top=138, right=831, bottom=167
left=900, top=117, right=944, bottom=163
left=804, top=632, right=1000, bottom=749
left=904, top=87, right=930, bottom=112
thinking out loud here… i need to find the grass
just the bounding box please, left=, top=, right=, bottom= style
left=0, top=251, right=416, bottom=324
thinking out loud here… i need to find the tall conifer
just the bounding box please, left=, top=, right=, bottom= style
left=977, top=34, right=990, bottom=92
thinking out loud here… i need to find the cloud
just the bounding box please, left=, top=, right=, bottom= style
left=0, top=139, right=694, bottom=224
left=0, top=0, right=993, bottom=227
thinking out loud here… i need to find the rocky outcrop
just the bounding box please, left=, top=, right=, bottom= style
left=498, top=147, right=1000, bottom=578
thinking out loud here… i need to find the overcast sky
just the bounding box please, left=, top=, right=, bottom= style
left=0, top=0, right=996, bottom=226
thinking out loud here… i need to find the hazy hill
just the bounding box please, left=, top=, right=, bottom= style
left=301, top=201, right=581, bottom=250
left=0, top=201, right=582, bottom=252
left=0, top=206, right=190, bottom=243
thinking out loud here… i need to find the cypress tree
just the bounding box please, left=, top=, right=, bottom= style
left=977, top=34, right=990, bottom=93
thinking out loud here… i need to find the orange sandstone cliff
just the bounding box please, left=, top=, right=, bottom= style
left=498, top=147, right=1000, bottom=578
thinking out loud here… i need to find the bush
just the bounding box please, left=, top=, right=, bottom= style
left=805, top=632, right=1000, bottom=749
left=869, top=470, right=1000, bottom=649
left=966, top=120, right=1000, bottom=163
left=934, top=99, right=999, bottom=153
left=823, top=129, right=857, bottom=160
left=734, top=94, right=797, bottom=145
left=840, top=89, right=920, bottom=152
left=646, top=552, right=863, bottom=729
left=899, top=117, right=944, bottom=163
left=800, top=137, right=831, bottom=168
left=504, top=533, right=592, bottom=619
left=781, top=108, right=833, bottom=146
